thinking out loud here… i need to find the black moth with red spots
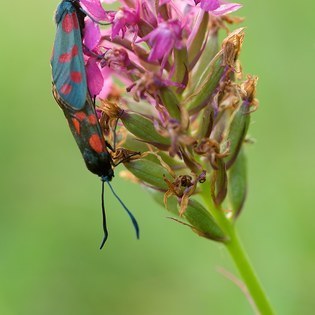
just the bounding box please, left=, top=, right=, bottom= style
left=51, top=0, right=139, bottom=248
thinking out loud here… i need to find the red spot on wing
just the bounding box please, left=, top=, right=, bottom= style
left=59, top=52, right=72, bottom=63
left=72, top=118, right=81, bottom=134
left=71, top=71, right=82, bottom=83
left=88, top=114, right=98, bottom=125
left=72, top=12, right=79, bottom=29
left=60, top=84, right=72, bottom=95
left=75, top=112, right=87, bottom=121
left=62, top=13, right=74, bottom=33
left=89, top=134, right=104, bottom=153
left=71, top=45, right=78, bottom=57
left=58, top=45, right=79, bottom=63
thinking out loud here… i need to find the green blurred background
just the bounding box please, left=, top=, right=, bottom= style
left=1, top=0, right=314, bottom=314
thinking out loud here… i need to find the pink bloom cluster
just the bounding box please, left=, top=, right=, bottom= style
left=80, top=0, right=242, bottom=99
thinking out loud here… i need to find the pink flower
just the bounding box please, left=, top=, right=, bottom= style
left=141, top=20, right=184, bottom=68
left=86, top=58, right=104, bottom=97
left=83, top=18, right=101, bottom=50
left=110, top=7, right=140, bottom=39
left=98, top=67, right=114, bottom=100
left=80, top=0, right=107, bottom=21
left=101, top=48, right=131, bottom=71
left=194, top=0, right=242, bottom=15
left=141, top=2, right=157, bottom=28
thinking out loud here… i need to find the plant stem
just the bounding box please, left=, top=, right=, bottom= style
left=201, top=192, right=275, bottom=314
left=226, top=228, right=275, bottom=315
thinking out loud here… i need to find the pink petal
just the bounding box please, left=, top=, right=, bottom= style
left=148, top=36, right=173, bottom=61
left=86, top=58, right=104, bottom=97
left=98, top=67, right=114, bottom=99
left=111, top=15, right=125, bottom=39
left=200, top=0, right=220, bottom=11
left=83, top=18, right=101, bottom=50
left=211, top=3, right=242, bottom=16
left=159, top=0, right=171, bottom=4
left=80, top=0, right=107, bottom=20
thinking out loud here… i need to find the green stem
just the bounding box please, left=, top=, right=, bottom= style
left=226, top=228, right=275, bottom=315
left=201, top=191, right=275, bottom=315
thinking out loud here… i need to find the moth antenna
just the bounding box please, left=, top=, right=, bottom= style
left=106, top=180, right=140, bottom=239
left=99, top=179, right=109, bottom=249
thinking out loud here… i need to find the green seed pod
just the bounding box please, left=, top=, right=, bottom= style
left=173, top=47, right=188, bottom=93
left=184, top=28, right=244, bottom=114
left=184, top=51, right=224, bottom=114
left=196, top=104, right=214, bottom=140
left=157, top=151, right=186, bottom=169
left=123, top=134, right=150, bottom=152
left=121, top=112, right=171, bottom=148
left=227, top=148, right=247, bottom=218
left=225, top=102, right=250, bottom=169
left=211, top=159, right=228, bottom=206
left=183, top=199, right=226, bottom=242
left=188, top=22, right=219, bottom=91
left=187, top=12, right=210, bottom=65
left=147, top=189, right=226, bottom=242
left=159, top=87, right=181, bottom=120
left=210, top=102, right=238, bottom=144
left=124, top=157, right=173, bottom=190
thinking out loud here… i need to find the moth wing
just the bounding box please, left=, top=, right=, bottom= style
left=51, top=7, right=87, bottom=110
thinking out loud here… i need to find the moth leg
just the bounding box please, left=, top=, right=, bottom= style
left=111, top=150, right=141, bottom=167
left=93, top=95, right=96, bottom=108
left=105, top=141, right=115, bottom=152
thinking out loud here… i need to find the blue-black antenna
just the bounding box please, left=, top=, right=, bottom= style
left=99, top=176, right=140, bottom=249
left=100, top=179, right=109, bottom=249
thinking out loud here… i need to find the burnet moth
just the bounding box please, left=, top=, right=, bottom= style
left=51, top=0, right=139, bottom=248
